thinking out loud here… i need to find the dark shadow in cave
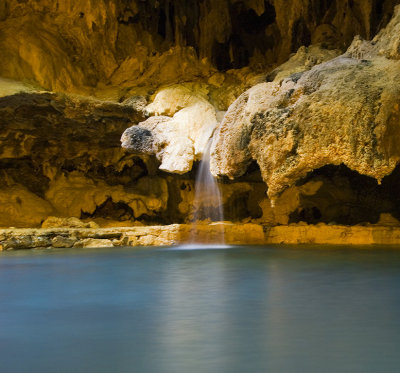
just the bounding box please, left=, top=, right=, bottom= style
left=81, top=198, right=134, bottom=221
left=291, top=17, right=311, bottom=52
left=220, top=160, right=265, bottom=221
left=62, top=156, right=148, bottom=185
left=289, top=164, right=400, bottom=225
left=0, top=157, right=49, bottom=198
left=213, top=0, right=277, bottom=70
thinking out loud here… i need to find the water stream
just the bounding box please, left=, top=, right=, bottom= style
left=191, top=136, right=224, bottom=243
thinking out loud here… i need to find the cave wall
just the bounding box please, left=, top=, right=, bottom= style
left=0, top=88, right=267, bottom=227
left=1, top=0, right=400, bottom=228
left=0, top=0, right=398, bottom=96
left=1, top=89, right=400, bottom=228
left=0, top=92, right=165, bottom=227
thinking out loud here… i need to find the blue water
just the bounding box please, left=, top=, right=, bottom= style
left=1, top=245, right=400, bottom=372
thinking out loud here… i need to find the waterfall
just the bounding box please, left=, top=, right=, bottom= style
left=190, top=136, right=224, bottom=243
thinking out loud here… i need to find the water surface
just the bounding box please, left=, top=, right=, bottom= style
left=1, top=245, right=400, bottom=372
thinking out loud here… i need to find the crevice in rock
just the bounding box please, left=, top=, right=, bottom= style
left=60, top=157, right=148, bottom=185
left=81, top=198, right=134, bottom=222
left=224, top=193, right=253, bottom=221
left=223, top=1, right=277, bottom=70
left=372, top=0, right=398, bottom=35
left=162, top=173, right=194, bottom=224
left=235, top=160, right=264, bottom=182
left=212, top=40, right=232, bottom=71
left=291, top=17, right=312, bottom=52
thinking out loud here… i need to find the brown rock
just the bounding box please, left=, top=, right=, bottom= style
left=42, top=217, right=99, bottom=229
left=0, top=91, right=170, bottom=227
left=51, top=236, right=76, bottom=248
left=377, top=213, right=400, bottom=226
left=211, top=6, right=400, bottom=201
left=0, top=186, right=54, bottom=227
left=74, top=238, right=114, bottom=248
left=0, top=0, right=395, bottom=95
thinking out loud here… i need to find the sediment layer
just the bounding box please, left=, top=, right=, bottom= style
left=2, top=223, right=400, bottom=251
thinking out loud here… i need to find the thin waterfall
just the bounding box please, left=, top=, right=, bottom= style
left=190, top=136, right=224, bottom=243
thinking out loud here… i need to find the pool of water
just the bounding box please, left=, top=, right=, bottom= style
left=1, top=245, right=400, bottom=372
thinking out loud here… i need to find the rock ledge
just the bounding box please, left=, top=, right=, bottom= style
left=2, top=224, right=400, bottom=250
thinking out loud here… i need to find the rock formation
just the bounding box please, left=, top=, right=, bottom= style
left=121, top=84, right=219, bottom=173
left=211, top=5, right=400, bottom=202
left=1, top=0, right=400, bottom=235
left=0, top=91, right=172, bottom=227
left=0, top=0, right=397, bottom=96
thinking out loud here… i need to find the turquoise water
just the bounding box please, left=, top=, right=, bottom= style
left=1, top=245, right=400, bottom=372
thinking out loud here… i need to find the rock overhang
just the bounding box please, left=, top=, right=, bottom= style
left=209, top=6, right=400, bottom=200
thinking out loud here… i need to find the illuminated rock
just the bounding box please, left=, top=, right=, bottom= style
left=121, top=85, right=218, bottom=174
left=211, top=6, right=400, bottom=201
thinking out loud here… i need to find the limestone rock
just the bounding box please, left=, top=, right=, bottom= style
left=0, top=185, right=54, bottom=227
left=51, top=235, right=76, bottom=248
left=267, top=44, right=341, bottom=83
left=0, top=90, right=171, bottom=227
left=121, top=84, right=218, bottom=174
left=257, top=181, right=323, bottom=225
left=1, top=0, right=394, bottom=96
left=0, top=77, right=36, bottom=97
left=145, top=85, right=210, bottom=117
left=74, top=238, right=114, bottom=248
left=211, top=6, right=400, bottom=201
left=42, top=217, right=99, bottom=229
left=123, top=96, right=148, bottom=113
left=377, top=213, right=400, bottom=226
left=45, top=172, right=168, bottom=219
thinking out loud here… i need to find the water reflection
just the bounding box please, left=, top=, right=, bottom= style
left=0, top=246, right=400, bottom=372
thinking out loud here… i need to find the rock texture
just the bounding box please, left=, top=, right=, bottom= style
left=3, top=223, right=400, bottom=250
left=121, top=84, right=218, bottom=173
left=0, top=0, right=397, bottom=97
left=0, top=91, right=174, bottom=227
left=120, top=44, right=342, bottom=174
left=211, top=5, right=400, bottom=201
left=1, top=0, right=400, bottom=236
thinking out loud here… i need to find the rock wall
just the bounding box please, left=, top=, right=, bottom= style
left=0, top=0, right=398, bottom=96
left=1, top=0, right=400, bottom=229
left=211, top=5, right=400, bottom=201
left=0, top=91, right=172, bottom=227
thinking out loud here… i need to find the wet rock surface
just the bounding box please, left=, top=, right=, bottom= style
left=121, top=84, right=218, bottom=174
left=2, top=223, right=400, bottom=250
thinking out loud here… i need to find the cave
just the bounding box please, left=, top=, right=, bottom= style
left=3, top=2, right=400, bottom=371
left=289, top=164, right=400, bottom=225
left=0, top=0, right=399, bottom=241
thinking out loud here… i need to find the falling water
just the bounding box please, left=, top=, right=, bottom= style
left=190, top=136, right=224, bottom=243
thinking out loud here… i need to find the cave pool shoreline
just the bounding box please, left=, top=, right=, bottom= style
left=2, top=223, right=400, bottom=250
